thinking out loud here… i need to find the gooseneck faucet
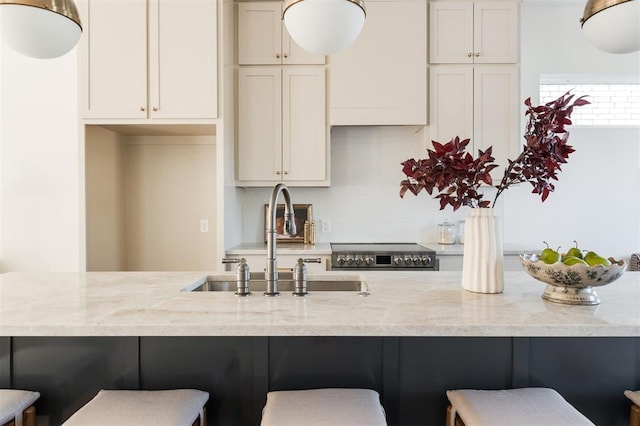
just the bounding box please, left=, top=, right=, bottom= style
left=265, top=183, right=297, bottom=296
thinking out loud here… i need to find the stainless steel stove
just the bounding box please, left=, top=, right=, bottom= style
left=330, top=243, right=438, bottom=270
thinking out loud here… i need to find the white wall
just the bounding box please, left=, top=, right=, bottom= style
left=240, top=126, right=470, bottom=244
left=85, top=126, right=126, bottom=271
left=0, top=46, right=81, bottom=272
left=510, top=1, right=640, bottom=259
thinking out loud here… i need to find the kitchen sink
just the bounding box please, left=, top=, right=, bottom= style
left=186, top=272, right=369, bottom=295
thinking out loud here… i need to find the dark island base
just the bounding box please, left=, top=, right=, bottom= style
left=1, top=337, right=638, bottom=425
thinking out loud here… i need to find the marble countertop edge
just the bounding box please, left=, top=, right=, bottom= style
left=1, top=324, right=638, bottom=338
left=0, top=271, right=638, bottom=337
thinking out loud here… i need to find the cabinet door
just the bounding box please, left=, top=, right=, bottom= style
left=238, top=2, right=282, bottom=65
left=80, top=0, right=147, bottom=119
left=429, top=65, right=518, bottom=181
left=238, top=2, right=324, bottom=65
left=329, top=0, right=427, bottom=125
left=429, top=2, right=473, bottom=64
left=149, top=0, right=218, bottom=118
left=429, top=66, right=473, bottom=144
left=473, top=2, right=519, bottom=64
left=282, top=67, right=326, bottom=182
left=437, top=256, right=464, bottom=271
left=237, top=67, right=282, bottom=182
left=473, top=65, right=519, bottom=176
left=429, top=1, right=518, bottom=64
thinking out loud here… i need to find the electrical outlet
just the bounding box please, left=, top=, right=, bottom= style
left=321, top=219, right=331, bottom=233
left=200, top=219, right=209, bottom=233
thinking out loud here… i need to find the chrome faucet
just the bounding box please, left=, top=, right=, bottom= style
left=265, top=183, right=297, bottom=296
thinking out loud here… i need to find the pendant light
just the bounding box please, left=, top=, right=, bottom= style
left=283, top=0, right=366, bottom=55
left=0, top=0, right=82, bottom=59
left=580, top=0, right=639, bottom=54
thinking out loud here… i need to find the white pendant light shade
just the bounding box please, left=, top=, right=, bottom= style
left=283, top=0, right=366, bottom=55
left=581, top=0, right=640, bottom=54
left=0, top=0, right=82, bottom=59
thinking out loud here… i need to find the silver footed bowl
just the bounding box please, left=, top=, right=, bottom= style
left=519, top=253, right=627, bottom=306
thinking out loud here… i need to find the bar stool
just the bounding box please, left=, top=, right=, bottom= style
left=0, top=389, right=40, bottom=426
left=261, top=388, right=387, bottom=426
left=625, top=390, right=640, bottom=426
left=446, top=387, right=594, bottom=426
left=61, top=389, right=208, bottom=426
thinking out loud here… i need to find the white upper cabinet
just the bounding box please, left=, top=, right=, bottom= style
left=429, top=1, right=518, bottom=64
left=429, top=65, right=520, bottom=179
left=237, top=67, right=328, bottom=186
left=79, top=0, right=218, bottom=120
left=237, top=2, right=325, bottom=65
left=329, top=0, right=427, bottom=125
left=429, top=66, right=474, bottom=144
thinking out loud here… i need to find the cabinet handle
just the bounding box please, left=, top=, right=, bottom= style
left=140, top=106, right=146, bottom=111
left=283, top=53, right=288, bottom=58
left=467, top=53, right=473, bottom=57
left=275, top=53, right=281, bottom=59
left=276, top=171, right=281, bottom=175
left=284, top=171, right=288, bottom=175
left=152, top=107, right=158, bottom=112
left=475, top=52, right=480, bottom=57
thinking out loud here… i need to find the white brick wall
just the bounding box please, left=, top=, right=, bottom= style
left=540, top=84, right=640, bottom=126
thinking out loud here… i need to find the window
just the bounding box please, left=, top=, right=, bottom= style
left=540, top=74, right=640, bottom=126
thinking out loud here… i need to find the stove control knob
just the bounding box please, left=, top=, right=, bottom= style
left=403, top=256, right=412, bottom=264
left=421, top=255, right=431, bottom=265
left=355, top=256, right=364, bottom=265
left=336, top=256, right=346, bottom=265
left=393, top=256, right=403, bottom=265
left=346, top=255, right=355, bottom=265
left=412, top=256, right=421, bottom=264
left=365, top=256, right=374, bottom=265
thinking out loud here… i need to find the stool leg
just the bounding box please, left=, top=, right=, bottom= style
left=446, top=404, right=465, bottom=426
left=1, top=405, right=36, bottom=426
left=191, top=407, right=207, bottom=426
left=24, top=405, right=37, bottom=426
left=631, top=404, right=640, bottom=426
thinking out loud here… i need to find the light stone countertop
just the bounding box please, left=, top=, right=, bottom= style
left=1, top=270, right=638, bottom=337
left=420, top=242, right=535, bottom=256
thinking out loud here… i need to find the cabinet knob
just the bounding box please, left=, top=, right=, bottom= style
left=474, top=52, right=480, bottom=57
left=140, top=106, right=146, bottom=111
left=467, top=53, right=473, bottom=57
left=275, top=53, right=280, bottom=59
left=152, top=107, right=158, bottom=112
left=283, top=171, right=288, bottom=175
left=276, top=171, right=281, bottom=175
left=283, top=53, right=288, bottom=58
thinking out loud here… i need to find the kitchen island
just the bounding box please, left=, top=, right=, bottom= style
left=0, top=270, right=638, bottom=425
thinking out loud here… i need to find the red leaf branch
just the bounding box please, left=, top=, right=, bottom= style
left=400, top=91, right=590, bottom=211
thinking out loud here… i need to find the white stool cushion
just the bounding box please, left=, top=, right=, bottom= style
left=261, top=388, right=387, bottom=426
left=447, top=388, right=594, bottom=426
left=0, top=389, right=40, bottom=425
left=62, top=389, right=209, bottom=426
left=626, top=390, right=640, bottom=406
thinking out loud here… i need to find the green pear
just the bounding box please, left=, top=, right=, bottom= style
left=540, top=241, right=561, bottom=264
left=562, top=255, right=588, bottom=266
left=565, top=241, right=582, bottom=260
left=584, top=251, right=611, bottom=266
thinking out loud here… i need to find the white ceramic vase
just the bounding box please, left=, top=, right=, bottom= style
left=461, top=208, right=504, bottom=293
